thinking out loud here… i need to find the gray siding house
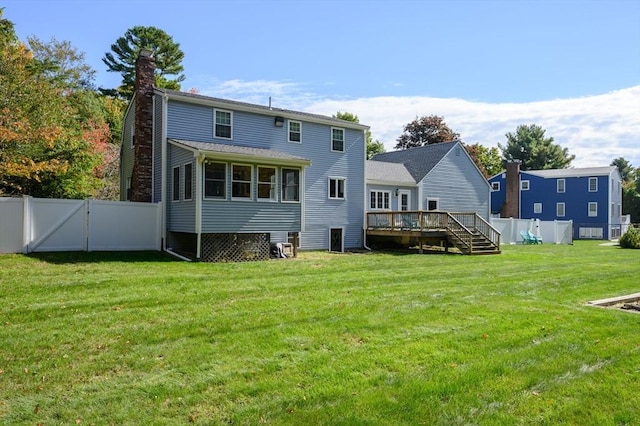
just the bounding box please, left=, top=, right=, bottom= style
left=367, top=141, right=491, bottom=218
left=121, top=52, right=368, bottom=261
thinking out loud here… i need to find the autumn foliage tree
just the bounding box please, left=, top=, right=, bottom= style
left=395, top=115, right=460, bottom=150
left=0, top=10, right=114, bottom=198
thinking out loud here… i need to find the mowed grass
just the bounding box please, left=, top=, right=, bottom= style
left=1, top=241, right=639, bottom=425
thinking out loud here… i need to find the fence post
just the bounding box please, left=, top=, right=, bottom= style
left=23, top=196, right=31, bottom=253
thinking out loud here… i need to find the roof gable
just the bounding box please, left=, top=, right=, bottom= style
left=370, top=141, right=458, bottom=181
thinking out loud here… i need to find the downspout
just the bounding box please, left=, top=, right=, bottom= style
left=160, top=92, right=168, bottom=251
left=195, top=152, right=205, bottom=260
left=362, top=128, right=372, bottom=251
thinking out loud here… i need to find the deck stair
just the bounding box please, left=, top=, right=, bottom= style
left=366, top=211, right=501, bottom=255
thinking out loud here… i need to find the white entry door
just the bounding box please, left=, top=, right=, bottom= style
left=398, top=190, right=411, bottom=211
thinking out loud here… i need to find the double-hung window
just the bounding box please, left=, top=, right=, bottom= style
left=214, top=109, right=232, bottom=139
left=282, top=168, right=300, bottom=202
left=184, top=163, right=192, bottom=201
left=288, top=121, right=301, bottom=143
left=204, top=162, right=226, bottom=199
left=520, top=180, right=530, bottom=190
left=491, top=182, right=500, bottom=191
left=534, top=203, right=542, bottom=214
left=331, top=128, right=344, bottom=152
left=556, top=202, right=565, bottom=217
left=257, top=166, right=277, bottom=201
left=588, top=177, right=597, bottom=192
left=370, top=191, right=390, bottom=210
left=329, top=177, right=345, bottom=199
left=232, top=164, right=252, bottom=199
left=588, top=202, right=598, bottom=217
left=557, top=178, right=565, bottom=193
left=172, top=166, right=180, bottom=201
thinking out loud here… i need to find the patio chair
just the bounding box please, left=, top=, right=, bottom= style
left=528, top=230, right=543, bottom=244
left=520, top=230, right=534, bottom=244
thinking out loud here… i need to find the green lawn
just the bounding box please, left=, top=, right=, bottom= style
left=1, top=241, right=639, bottom=425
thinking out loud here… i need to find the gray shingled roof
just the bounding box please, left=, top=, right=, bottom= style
left=169, top=139, right=311, bottom=164
left=156, top=88, right=368, bottom=130
left=370, top=141, right=458, bottom=182
left=366, top=160, right=416, bottom=184
left=524, top=166, right=616, bottom=178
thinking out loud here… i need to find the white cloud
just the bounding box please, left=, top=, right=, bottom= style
left=198, top=78, right=640, bottom=168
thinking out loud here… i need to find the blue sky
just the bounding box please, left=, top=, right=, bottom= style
left=5, top=0, right=640, bottom=167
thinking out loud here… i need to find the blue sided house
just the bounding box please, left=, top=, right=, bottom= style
left=489, top=162, right=623, bottom=240
left=121, top=51, right=368, bottom=261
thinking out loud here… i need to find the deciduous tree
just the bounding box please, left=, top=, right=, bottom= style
left=499, top=124, right=574, bottom=170
left=464, top=143, right=503, bottom=178
left=102, top=26, right=185, bottom=98
left=334, top=111, right=385, bottom=159
left=395, top=115, right=460, bottom=150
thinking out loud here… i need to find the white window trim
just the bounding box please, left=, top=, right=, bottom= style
left=521, top=180, right=530, bottom=191
left=398, top=190, right=411, bottom=212
left=369, top=190, right=391, bottom=210
left=557, top=202, right=565, bottom=217
left=328, top=177, right=346, bottom=200
left=172, top=165, right=180, bottom=202
left=288, top=120, right=302, bottom=144
left=491, top=182, right=500, bottom=192
left=588, top=202, right=598, bottom=217
left=588, top=177, right=598, bottom=192
left=231, top=163, right=253, bottom=201
left=281, top=168, right=301, bottom=204
left=183, top=163, right=193, bottom=201
left=557, top=178, right=565, bottom=193
left=257, top=165, right=278, bottom=202
left=533, top=202, right=542, bottom=214
left=203, top=161, right=227, bottom=200
left=214, top=108, right=233, bottom=140
left=331, top=127, right=345, bottom=153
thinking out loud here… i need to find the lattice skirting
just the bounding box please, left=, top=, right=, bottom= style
left=201, top=233, right=270, bottom=263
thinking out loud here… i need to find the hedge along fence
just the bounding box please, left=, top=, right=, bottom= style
left=0, top=197, right=162, bottom=254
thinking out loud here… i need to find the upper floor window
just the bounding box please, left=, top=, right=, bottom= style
left=214, top=109, right=232, bottom=139
left=557, top=178, right=565, bottom=193
left=491, top=182, right=500, bottom=192
left=331, top=128, right=344, bottom=152
left=588, top=202, right=598, bottom=217
left=557, top=202, right=565, bottom=217
left=282, top=168, right=300, bottom=202
left=184, top=163, right=192, bottom=201
left=370, top=191, right=390, bottom=210
left=521, top=180, right=530, bottom=191
left=172, top=166, right=180, bottom=201
left=232, top=164, right=252, bottom=199
left=288, top=120, right=301, bottom=143
left=204, top=162, right=226, bottom=199
left=329, top=177, right=345, bottom=199
left=588, top=177, right=597, bottom=192
left=257, top=166, right=277, bottom=201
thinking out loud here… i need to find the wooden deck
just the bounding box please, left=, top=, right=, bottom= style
left=366, top=211, right=501, bottom=255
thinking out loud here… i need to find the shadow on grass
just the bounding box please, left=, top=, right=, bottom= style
left=27, top=251, right=179, bottom=264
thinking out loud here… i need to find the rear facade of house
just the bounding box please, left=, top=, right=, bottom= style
left=120, top=53, right=368, bottom=260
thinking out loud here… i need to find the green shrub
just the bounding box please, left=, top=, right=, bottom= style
left=619, top=226, right=640, bottom=249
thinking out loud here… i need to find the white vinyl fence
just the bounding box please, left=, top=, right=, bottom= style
left=0, top=197, right=162, bottom=254
left=490, top=217, right=573, bottom=245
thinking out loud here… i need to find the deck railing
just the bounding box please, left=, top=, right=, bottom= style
left=366, top=210, right=501, bottom=252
